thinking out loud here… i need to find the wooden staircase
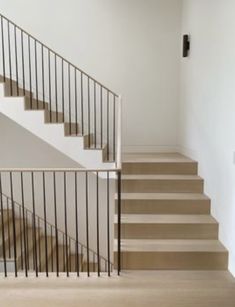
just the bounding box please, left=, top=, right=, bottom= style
left=0, top=207, right=99, bottom=274
left=114, top=153, right=228, bottom=270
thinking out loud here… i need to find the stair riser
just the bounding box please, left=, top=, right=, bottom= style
left=116, top=199, right=211, bottom=215
left=114, top=251, right=228, bottom=270
left=64, top=123, right=80, bottom=136
left=115, top=224, right=218, bottom=239
left=122, top=179, right=204, bottom=193
left=0, top=76, right=32, bottom=98
left=44, top=111, right=64, bottom=123
left=122, top=162, right=198, bottom=175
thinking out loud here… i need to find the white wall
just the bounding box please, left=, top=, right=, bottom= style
left=180, top=0, right=235, bottom=276
left=0, top=0, right=182, bottom=152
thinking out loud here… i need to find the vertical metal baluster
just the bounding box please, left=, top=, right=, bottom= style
left=74, top=172, right=79, bottom=276
left=50, top=225, right=53, bottom=272
left=28, top=36, right=32, bottom=107
left=26, top=211, right=29, bottom=270
left=94, top=82, right=97, bottom=147
left=54, top=54, right=58, bottom=122
left=42, top=172, right=48, bottom=276
left=68, top=64, right=71, bottom=134
left=7, top=21, right=13, bottom=95
left=20, top=172, right=28, bottom=277
left=93, top=253, right=95, bottom=272
left=31, top=172, right=38, bottom=277
left=74, top=69, right=78, bottom=135
left=14, top=25, right=19, bottom=96
left=113, top=95, right=116, bottom=161
left=107, top=172, right=110, bottom=276
left=38, top=217, right=42, bottom=272
left=87, top=77, right=91, bottom=146
left=117, top=171, right=121, bottom=275
left=41, top=45, right=45, bottom=107
left=81, top=73, right=84, bottom=134
left=61, top=60, right=65, bottom=121
left=107, top=91, right=110, bottom=161
left=85, top=172, right=90, bottom=276
left=53, top=172, right=59, bottom=276
left=64, top=172, right=69, bottom=276
left=9, top=172, right=17, bottom=277
left=81, top=246, right=84, bottom=272
left=1, top=17, right=6, bottom=81
left=62, top=233, right=65, bottom=272
left=96, top=172, right=100, bottom=276
left=19, top=207, right=23, bottom=270
left=100, top=87, right=103, bottom=148
left=34, top=40, right=38, bottom=107
left=0, top=173, right=7, bottom=277
left=6, top=198, right=11, bottom=258
left=48, top=50, right=52, bottom=121
left=21, top=30, right=25, bottom=95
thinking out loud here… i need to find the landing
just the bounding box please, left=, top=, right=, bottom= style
left=0, top=271, right=234, bottom=307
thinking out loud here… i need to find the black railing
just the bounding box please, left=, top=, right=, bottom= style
left=0, top=13, right=119, bottom=162
left=0, top=169, right=121, bottom=277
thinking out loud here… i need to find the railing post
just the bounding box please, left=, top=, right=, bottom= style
left=117, top=170, right=121, bottom=275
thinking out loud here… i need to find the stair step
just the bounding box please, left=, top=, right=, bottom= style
left=114, top=214, right=218, bottom=239
left=0, top=75, right=32, bottom=97
left=114, top=239, right=228, bottom=270
left=122, top=175, right=204, bottom=193
left=64, top=122, right=80, bottom=136
left=116, top=193, right=210, bottom=214
left=24, top=96, right=49, bottom=110
left=123, top=153, right=197, bottom=175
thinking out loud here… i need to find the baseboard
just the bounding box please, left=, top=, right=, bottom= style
left=123, top=145, right=180, bottom=153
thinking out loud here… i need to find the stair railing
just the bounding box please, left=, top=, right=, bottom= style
left=0, top=13, right=120, bottom=162
left=0, top=168, right=121, bottom=277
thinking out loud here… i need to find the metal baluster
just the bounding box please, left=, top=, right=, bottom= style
left=50, top=225, right=53, bottom=272
left=9, top=172, right=17, bottom=277
left=42, top=172, right=48, bottom=277
left=64, top=172, right=69, bottom=276
left=34, top=40, right=38, bottom=107
left=6, top=198, right=11, bottom=258
left=41, top=45, right=45, bottom=107
left=68, top=64, right=71, bottom=134
left=26, top=211, right=30, bottom=270
left=74, top=69, right=78, bottom=135
left=94, top=82, right=97, bottom=147
left=0, top=173, right=7, bottom=277
left=85, top=172, right=90, bottom=276
left=62, top=233, right=65, bottom=272
left=74, top=172, right=79, bottom=276
left=1, top=17, right=6, bottom=81
left=21, top=30, right=25, bottom=95
left=14, top=25, right=19, bottom=96
left=117, top=171, right=121, bottom=275
left=31, top=172, right=38, bottom=277
left=38, top=217, right=42, bottom=272
left=53, top=172, right=59, bottom=276
left=113, top=95, right=116, bottom=161
left=48, top=50, right=52, bottom=122
left=107, top=172, right=110, bottom=276
left=107, top=91, right=110, bottom=161
left=28, top=36, right=32, bottom=107
left=100, top=87, right=103, bottom=148
left=54, top=54, right=58, bottom=121
left=88, top=77, right=91, bottom=146
left=19, top=207, right=23, bottom=270
left=96, top=172, right=100, bottom=276
left=7, top=21, right=13, bottom=95
left=20, top=172, right=28, bottom=277
left=81, top=73, right=84, bottom=135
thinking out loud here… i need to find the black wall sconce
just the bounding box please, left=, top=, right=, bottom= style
left=183, top=34, right=190, bottom=57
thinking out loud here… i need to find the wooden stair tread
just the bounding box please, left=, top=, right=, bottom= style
left=123, top=153, right=195, bottom=163
left=122, top=174, right=202, bottom=180
left=115, top=214, right=217, bottom=224
left=114, top=239, right=227, bottom=252
left=117, top=193, right=209, bottom=200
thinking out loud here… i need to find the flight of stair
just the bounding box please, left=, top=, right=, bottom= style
left=114, top=153, right=228, bottom=270
left=0, top=207, right=98, bottom=274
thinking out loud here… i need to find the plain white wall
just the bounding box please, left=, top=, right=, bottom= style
left=0, top=0, right=182, bottom=152
left=180, top=0, right=235, bottom=276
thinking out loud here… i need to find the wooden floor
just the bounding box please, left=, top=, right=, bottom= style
left=0, top=271, right=235, bottom=307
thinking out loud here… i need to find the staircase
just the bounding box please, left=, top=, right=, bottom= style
left=114, top=153, right=228, bottom=270
left=0, top=192, right=109, bottom=275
